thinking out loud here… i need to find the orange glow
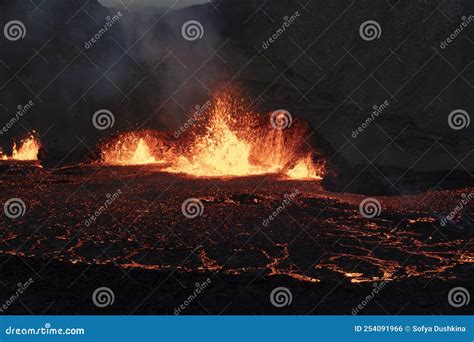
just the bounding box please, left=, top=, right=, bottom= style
left=165, top=95, right=277, bottom=176
left=99, top=90, right=325, bottom=180
left=101, top=131, right=161, bottom=165
left=165, top=91, right=325, bottom=179
left=1, top=134, right=40, bottom=161
left=285, top=155, right=322, bottom=180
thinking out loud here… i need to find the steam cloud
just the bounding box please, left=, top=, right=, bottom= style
left=0, top=0, right=221, bottom=160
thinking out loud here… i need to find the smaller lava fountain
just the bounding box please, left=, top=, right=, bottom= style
left=100, top=131, right=164, bottom=165
left=1, top=133, right=41, bottom=161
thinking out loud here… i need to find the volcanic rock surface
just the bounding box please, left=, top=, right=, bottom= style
left=0, top=164, right=472, bottom=314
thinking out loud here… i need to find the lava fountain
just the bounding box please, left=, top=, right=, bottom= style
left=100, top=131, right=163, bottom=165
left=1, top=134, right=41, bottom=161
left=100, top=91, right=325, bottom=180
left=164, top=91, right=325, bottom=179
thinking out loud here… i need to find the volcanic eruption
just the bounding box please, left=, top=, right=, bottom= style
left=100, top=90, right=325, bottom=180
left=0, top=133, right=41, bottom=161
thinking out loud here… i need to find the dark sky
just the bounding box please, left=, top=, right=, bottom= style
left=99, top=0, right=210, bottom=8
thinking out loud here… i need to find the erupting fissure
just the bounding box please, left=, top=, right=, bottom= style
left=1, top=134, right=40, bottom=161
left=100, top=91, right=325, bottom=180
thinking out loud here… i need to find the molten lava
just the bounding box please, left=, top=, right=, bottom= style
left=286, top=155, right=322, bottom=180
left=166, top=96, right=277, bottom=177
left=100, top=91, right=325, bottom=180
left=1, top=134, right=40, bottom=161
left=165, top=92, right=324, bottom=179
left=101, top=132, right=161, bottom=165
